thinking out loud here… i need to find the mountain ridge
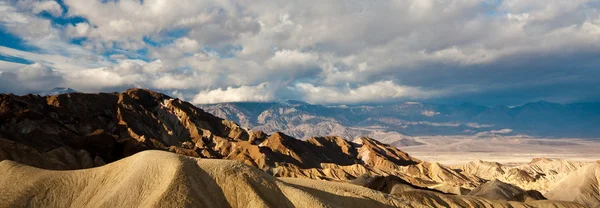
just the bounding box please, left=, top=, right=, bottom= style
left=200, top=100, right=600, bottom=141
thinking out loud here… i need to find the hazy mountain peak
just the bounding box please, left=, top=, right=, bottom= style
left=281, top=99, right=310, bottom=105
left=35, top=87, right=78, bottom=96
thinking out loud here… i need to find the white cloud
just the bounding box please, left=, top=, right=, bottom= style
left=490, top=129, right=514, bottom=134
left=0, top=62, right=64, bottom=92
left=67, top=22, right=91, bottom=38
left=192, top=83, right=275, bottom=104
left=31, top=1, right=63, bottom=17
left=265, top=49, right=318, bottom=70
left=293, top=81, right=443, bottom=104
left=422, top=110, right=441, bottom=117
left=17, top=62, right=59, bottom=80
left=0, top=60, right=26, bottom=72
left=174, top=37, right=200, bottom=53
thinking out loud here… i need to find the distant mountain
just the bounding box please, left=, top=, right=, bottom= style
left=34, top=87, right=78, bottom=96
left=199, top=101, right=600, bottom=141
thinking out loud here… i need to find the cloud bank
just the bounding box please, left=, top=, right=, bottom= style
left=0, top=0, right=599, bottom=105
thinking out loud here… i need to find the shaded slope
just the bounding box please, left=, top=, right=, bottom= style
left=467, top=179, right=546, bottom=202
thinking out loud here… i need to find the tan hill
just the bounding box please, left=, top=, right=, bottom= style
left=451, top=158, right=600, bottom=206
left=467, top=179, right=545, bottom=202
left=402, top=161, right=485, bottom=190
left=0, top=150, right=586, bottom=208
left=451, top=158, right=592, bottom=193
left=350, top=174, right=452, bottom=194
left=501, top=158, right=590, bottom=192
left=451, top=160, right=507, bottom=181
left=545, top=163, right=600, bottom=207
left=0, top=150, right=411, bottom=208
left=390, top=188, right=583, bottom=208
left=347, top=170, right=584, bottom=207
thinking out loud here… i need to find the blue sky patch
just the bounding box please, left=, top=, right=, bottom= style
left=0, top=54, right=34, bottom=65
left=0, top=27, right=41, bottom=52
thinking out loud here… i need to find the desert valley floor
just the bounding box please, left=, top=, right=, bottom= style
left=401, top=137, right=600, bottom=165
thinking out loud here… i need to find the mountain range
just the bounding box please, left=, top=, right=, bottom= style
left=0, top=89, right=598, bottom=207
left=200, top=100, right=600, bottom=143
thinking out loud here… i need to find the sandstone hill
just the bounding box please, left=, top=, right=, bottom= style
left=0, top=150, right=586, bottom=208
left=546, top=163, right=600, bottom=207
left=451, top=158, right=600, bottom=206
left=0, top=150, right=411, bottom=208
left=467, top=179, right=546, bottom=202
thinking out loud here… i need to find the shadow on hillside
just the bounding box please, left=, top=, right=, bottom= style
left=279, top=180, right=408, bottom=208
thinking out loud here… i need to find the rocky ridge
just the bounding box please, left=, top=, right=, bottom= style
left=0, top=89, right=449, bottom=185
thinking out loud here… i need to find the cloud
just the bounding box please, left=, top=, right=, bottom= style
left=265, top=49, right=320, bottom=78
left=293, top=81, right=443, bottom=104
left=1, top=0, right=600, bottom=105
left=31, top=1, right=63, bottom=17
left=490, top=129, right=514, bottom=134
left=174, top=37, right=201, bottom=53
left=192, top=83, right=275, bottom=104
left=0, top=62, right=64, bottom=93
left=17, top=62, right=61, bottom=80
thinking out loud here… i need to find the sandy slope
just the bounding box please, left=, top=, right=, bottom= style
left=0, top=150, right=586, bottom=208
left=0, top=150, right=412, bottom=208
left=546, top=163, right=600, bottom=208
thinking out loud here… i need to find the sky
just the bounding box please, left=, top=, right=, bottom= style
left=0, top=0, right=599, bottom=105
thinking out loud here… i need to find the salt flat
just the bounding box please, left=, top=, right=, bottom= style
left=401, top=136, right=600, bottom=165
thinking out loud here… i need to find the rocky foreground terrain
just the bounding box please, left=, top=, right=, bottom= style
left=0, top=89, right=598, bottom=207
